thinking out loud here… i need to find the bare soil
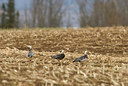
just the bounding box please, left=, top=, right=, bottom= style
left=0, top=27, right=128, bottom=85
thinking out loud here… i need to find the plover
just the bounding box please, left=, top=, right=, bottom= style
left=73, top=51, right=88, bottom=62
left=50, top=50, right=65, bottom=65
left=26, top=46, right=34, bottom=58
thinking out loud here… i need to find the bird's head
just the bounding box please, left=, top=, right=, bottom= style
left=61, top=50, right=65, bottom=54
left=27, top=45, right=32, bottom=51
left=84, top=50, right=87, bottom=55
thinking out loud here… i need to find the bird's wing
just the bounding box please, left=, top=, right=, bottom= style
left=73, top=56, right=85, bottom=62
left=27, top=51, right=34, bottom=58
left=52, top=54, right=62, bottom=59
left=73, top=58, right=80, bottom=62
left=31, top=52, right=34, bottom=56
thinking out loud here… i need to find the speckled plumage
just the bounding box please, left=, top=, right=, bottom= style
left=73, top=51, right=88, bottom=62
left=50, top=50, right=65, bottom=60
left=51, top=53, right=65, bottom=60
left=27, top=50, right=34, bottom=58
left=26, top=46, right=34, bottom=58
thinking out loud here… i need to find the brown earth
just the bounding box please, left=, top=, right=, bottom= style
left=0, top=27, right=128, bottom=85
left=0, top=27, right=128, bottom=56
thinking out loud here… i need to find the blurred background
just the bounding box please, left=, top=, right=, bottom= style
left=0, top=0, right=128, bottom=28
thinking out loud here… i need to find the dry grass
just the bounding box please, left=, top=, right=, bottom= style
left=0, top=27, right=128, bottom=86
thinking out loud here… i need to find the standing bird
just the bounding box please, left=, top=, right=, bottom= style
left=73, top=51, right=88, bottom=62
left=26, top=46, right=34, bottom=58
left=50, top=50, right=65, bottom=65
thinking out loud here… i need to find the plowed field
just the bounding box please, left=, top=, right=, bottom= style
left=0, top=27, right=128, bottom=85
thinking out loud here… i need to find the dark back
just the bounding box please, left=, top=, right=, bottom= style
left=58, top=53, right=65, bottom=60
left=52, top=53, right=65, bottom=60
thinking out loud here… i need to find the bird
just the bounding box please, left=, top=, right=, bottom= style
left=26, top=46, right=34, bottom=58
left=73, top=51, right=88, bottom=62
left=50, top=50, right=65, bottom=65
